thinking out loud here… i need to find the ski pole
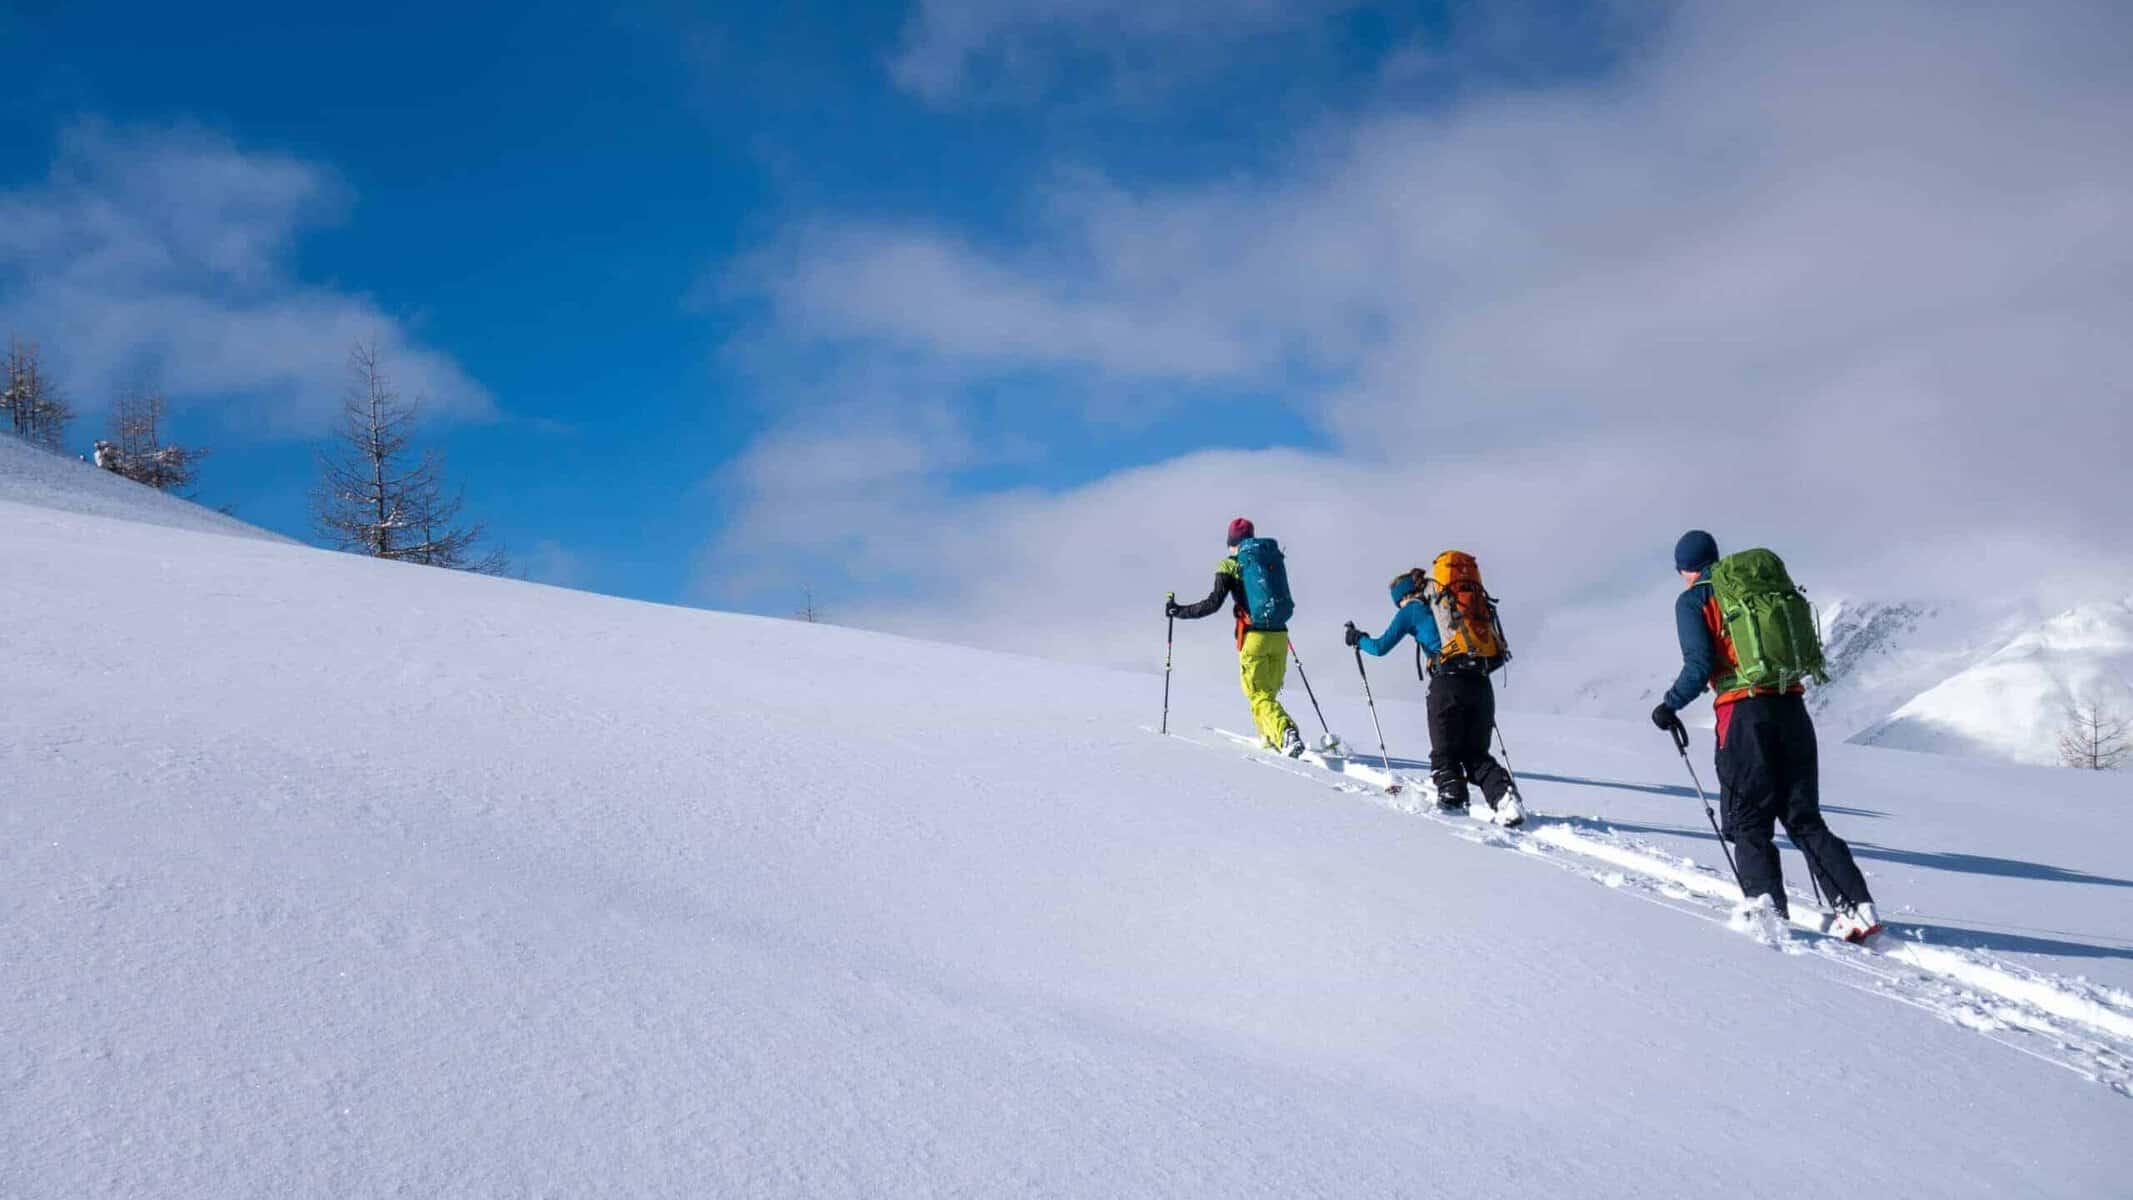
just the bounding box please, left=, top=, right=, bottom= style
left=1161, top=593, right=1175, bottom=735
left=1790, top=828, right=1859, bottom=912
left=1353, top=647, right=1398, bottom=787
left=1668, top=722, right=1746, bottom=894
left=1492, top=721, right=1523, bottom=800
left=1289, top=642, right=1336, bottom=748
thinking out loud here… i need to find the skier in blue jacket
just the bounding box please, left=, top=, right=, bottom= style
left=1346, top=571, right=1524, bottom=827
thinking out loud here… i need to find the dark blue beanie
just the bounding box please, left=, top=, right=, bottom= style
left=1674, top=530, right=1719, bottom=573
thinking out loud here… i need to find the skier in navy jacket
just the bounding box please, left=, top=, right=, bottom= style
left=1652, top=530, right=1881, bottom=942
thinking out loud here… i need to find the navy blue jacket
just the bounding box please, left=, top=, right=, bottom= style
left=1663, top=572, right=1717, bottom=711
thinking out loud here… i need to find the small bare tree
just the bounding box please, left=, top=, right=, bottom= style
left=796, top=585, right=826, bottom=624
left=2059, top=702, right=2130, bottom=771
left=3, top=334, right=73, bottom=450
left=101, top=386, right=208, bottom=493
left=405, top=475, right=510, bottom=574
left=313, top=340, right=505, bottom=573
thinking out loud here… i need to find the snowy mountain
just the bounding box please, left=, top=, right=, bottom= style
left=4, top=445, right=2131, bottom=1196
left=1807, top=596, right=2023, bottom=740
left=1852, top=598, right=2133, bottom=765
left=1809, top=594, right=2133, bottom=766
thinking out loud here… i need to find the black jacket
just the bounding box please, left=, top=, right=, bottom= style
left=1174, top=557, right=1285, bottom=647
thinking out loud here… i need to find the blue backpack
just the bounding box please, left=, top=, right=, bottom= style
left=1234, top=538, right=1296, bottom=628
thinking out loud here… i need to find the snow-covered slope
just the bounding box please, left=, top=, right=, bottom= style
left=1807, top=597, right=2017, bottom=740
left=0, top=432, right=286, bottom=543
left=1854, top=599, right=2133, bottom=765
left=4, top=476, right=2130, bottom=1197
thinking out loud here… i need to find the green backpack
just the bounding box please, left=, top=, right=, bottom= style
left=1705, top=548, right=1829, bottom=693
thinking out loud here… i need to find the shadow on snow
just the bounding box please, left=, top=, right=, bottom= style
left=1542, top=813, right=2133, bottom=893
left=1410, top=761, right=1888, bottom=818
left=1891, top=921, right=2133, bottom=963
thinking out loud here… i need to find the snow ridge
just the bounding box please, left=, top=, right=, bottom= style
left=1855, top=599, right=2133, bottom=765
left=0, top=432, right=284, bottom=542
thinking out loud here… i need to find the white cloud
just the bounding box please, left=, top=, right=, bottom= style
left=718, top=0, right=2133, bottom=707
left=703, top=389, right=984, bottom=606
left=736, top=221, right=1262, bottom=377
left=0, top=121, right=492, bottom=436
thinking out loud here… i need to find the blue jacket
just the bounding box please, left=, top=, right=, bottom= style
left=1357, top=579, right=1443, bottom=659
left=1663, top=570, right=1717, bottom=711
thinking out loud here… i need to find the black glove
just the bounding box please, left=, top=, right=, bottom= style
left=1343, top=622, right=1364, bottom=648
left=1165, top=599, right=1182, bottom=618
left=1651, top=704, right=1684, bottom=734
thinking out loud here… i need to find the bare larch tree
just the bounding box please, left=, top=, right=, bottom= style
left=2058, top=701, right=2130, bottom=771
left=100, top=386, right=208, bottom=493
left=3, top=334, right=74, bottom=450
left=313, top=340, right=506, bottom=573
left=405, top=477, right=510, bottom=575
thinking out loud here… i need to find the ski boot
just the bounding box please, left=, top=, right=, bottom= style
left=1280, top=725, right=1307, bottom=758
left=1828, top=902, right=1884, bottom=944
left=1432, top=779, right=1468, bottom=814
left=1491, top=790, right=1527, bottom=829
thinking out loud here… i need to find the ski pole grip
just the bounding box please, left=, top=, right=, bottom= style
left=1669, top=722, right=1689, bottom=753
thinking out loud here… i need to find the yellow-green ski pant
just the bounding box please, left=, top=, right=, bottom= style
left=1238, top=631, right=1297, bottom=748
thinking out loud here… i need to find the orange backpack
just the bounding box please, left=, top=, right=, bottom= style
left=1422, top=551, right=1509, bottom=673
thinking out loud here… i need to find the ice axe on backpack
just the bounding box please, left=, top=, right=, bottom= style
left=1288, top=642, right=1343, bottom=755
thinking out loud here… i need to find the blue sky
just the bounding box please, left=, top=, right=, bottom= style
left=4, top=1, right=2129, bottom=687
left=1, top=0, right=1550, bottom=602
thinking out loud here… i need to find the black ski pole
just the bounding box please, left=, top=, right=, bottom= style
left=1789, top=827, right=1858, bottom=913
left=1353, top=647, right=1399, bottom=790
left=1803, top=847, right=1827, bottom=910
left=1161, top=593, right=1175, bottom=735
left=1492, top=721, right=1523, bottom=800
left=1289, top=642, right=1337, bottom=750
left=1668, top=722, right=1746, bottom=894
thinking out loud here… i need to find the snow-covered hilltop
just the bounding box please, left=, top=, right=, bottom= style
left=1813, top=595, right=2133, bottom=766
left=3, top=447, right=2129, bottom=1197
left=0, top=431, right=285, bottom=543
left=1851, top=598, right=2133, bottom=765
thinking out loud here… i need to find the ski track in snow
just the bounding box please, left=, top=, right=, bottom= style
left=1192, top=729, right=2133, bottom=1098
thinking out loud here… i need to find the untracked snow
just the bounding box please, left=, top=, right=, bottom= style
left=0, top=434, right=287, bottom=544
left=3, top=452, right=2129, bottom=1198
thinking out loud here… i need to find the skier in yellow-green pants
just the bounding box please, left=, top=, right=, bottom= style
left=1166, top=517, right=1305, bottom=756
left=1236, top=629, right=1298, bottom=748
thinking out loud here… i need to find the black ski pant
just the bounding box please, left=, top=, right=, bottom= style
left=1714, top=692, right=1874, bottom=916
left=1425, top=670, right=1511, bottom=808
